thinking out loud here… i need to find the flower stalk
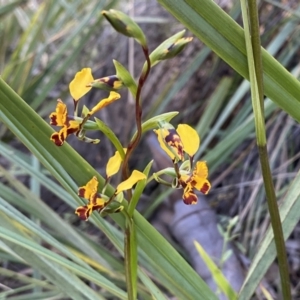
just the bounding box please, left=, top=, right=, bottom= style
left=241, top=0, right=291, bottom=298
left=121, top=46, right=151, bottom=203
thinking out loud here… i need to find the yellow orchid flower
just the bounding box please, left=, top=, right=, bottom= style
left=179, top=161, right=211, bottom=205
left=75, top=176, right=106, bottom=221
left=154, top=123, right=211, bottom=204
left=49, top=99, right=80, bottom=146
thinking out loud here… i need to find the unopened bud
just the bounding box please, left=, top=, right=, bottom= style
left=100, top=202, right=124, bottom=216
left=89, top=75, right=124, bottom=91
left=163, top=37, right=193, bottom=60
left=144, top=30, right=193, bottom=70
left=102, top=9, right=147, bottom=47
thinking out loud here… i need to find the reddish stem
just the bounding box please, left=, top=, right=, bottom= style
left=121, top=47, right=151, bottom=203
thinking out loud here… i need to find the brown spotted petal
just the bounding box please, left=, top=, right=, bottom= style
left=75, top=205, right=92, bottom=221
left=49, top=99, right=67, bottom=126
left=75, top=198, right=106, bottom=221
left=50, top=131, right=65, bottom=146
left=192, top=161, right=211, bottom=195
left=78, top=176, right=98, bottom=199
left=182, top=184, right=198, bottom=205
left=154, top=128, right=184, bottom=161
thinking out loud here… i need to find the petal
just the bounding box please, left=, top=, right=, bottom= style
left=93, top=197, right=106, bottom=208
left=89, top=91, right=121, bottom=115
left=192, top=162, right=211, bottom=194
left=177, top=124, right=200, bottom=157
left=106, top=149, right=126, bottom=178
left=69, top=68, right=94, bottom=101
left=115, top=170, right=146, bottom=194
left=78, top=176, right=98, bottom=199
left=50, top=131, right=64, bottom=146
left=182, top=184, right=198, bottom=205
left=179, top=174, right=190, bottom=184
left=75, top=197, right=106, bottom=221
left=49, top=99, right=67, bottom=126
left=75, top=205, right=92, bottom=221
left=193, top=178, right=211, bottom=194
left=66, top=120, right=80, bottom=135
left=50, top=120, right=80, bottom=146
left=193, top=161, right=208, bottom=179
left=154, top=128, right=184, bottom=161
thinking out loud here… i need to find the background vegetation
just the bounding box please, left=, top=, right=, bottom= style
left=0, top=0, right=300, bottom=299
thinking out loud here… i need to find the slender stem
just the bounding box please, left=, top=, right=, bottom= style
left=245, top=1, right=291, bottom=298
left=123, top=210, right=137, bottom=300
left=121, top=47, right=151, bottom=201
left=258, top=147, right=291, bottom=298
left=122, top=46, right=151, bottom=300
left=247, top=0, right=264, bottom=111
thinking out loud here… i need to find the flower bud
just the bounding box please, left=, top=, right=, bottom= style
left=162, top=37, right=193, bottom=60
left=89, top=75, right=124, bottom=91
left=100, top=202, right=124, bottom=216
left=143, top=30, right=193, bottom=70
left=102, top=9, right=147, bottom=47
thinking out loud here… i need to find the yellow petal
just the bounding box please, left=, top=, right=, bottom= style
left=78, top=176, right=98, bottom=199
left=89, top=91, right=121, bottom=115
left=49, top=99, right=67, bottom=126
left=193, top=161, right=208, bottom=179
left=154, top=128, right=184, bottom=161
left=106, top=148, right=127, bottom=178
left=69, top=68, right=94, bottom=101
left=192, top=161, right=211, bottom=194
left=177, top=124, right=200, bottom=157
left=115, top=170, right=146, bottom=194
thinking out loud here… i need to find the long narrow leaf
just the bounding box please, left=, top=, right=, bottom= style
left=157, top=0, right=300, bottom=122
left=239, top=169, right=300, bottom=299
left=0, top=73, right=216, bottom=299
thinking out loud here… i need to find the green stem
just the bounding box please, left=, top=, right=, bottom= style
left=247, top=0, right=264, bottom=111
left=243, top=1, right=291, bottom=298
left=258, top=146, right=291, bottom=298
left=122, top=46, right=151, bottom=300
left=123, top=211, right=138, bottom=300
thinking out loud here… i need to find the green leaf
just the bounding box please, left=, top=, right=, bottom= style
left=113, top=59, right=137, bottom=98
left=239, top=169, right=300, bottom=299
left=157, top=0, right=300, bottom=122
left=0, top=78, right=217, bottom=299
left=0, top=215, right=105, bottom=300
left=194, top=241, right=237, bottom=300
left=124, top=217, right=138, bottom=300
left=131, top=111, right=178, bottom=142
left=94, top=117, right=125, bottom=159
left=0, top=0, right=26, bottom=18
left=0, top=223, right=125, bottom=299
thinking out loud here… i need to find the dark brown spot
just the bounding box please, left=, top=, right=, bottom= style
left=200, top=182, right=210, bottom=194
left=50, top=114, right=58, bottom=125
left=183, top=192, right=198, bottom=205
